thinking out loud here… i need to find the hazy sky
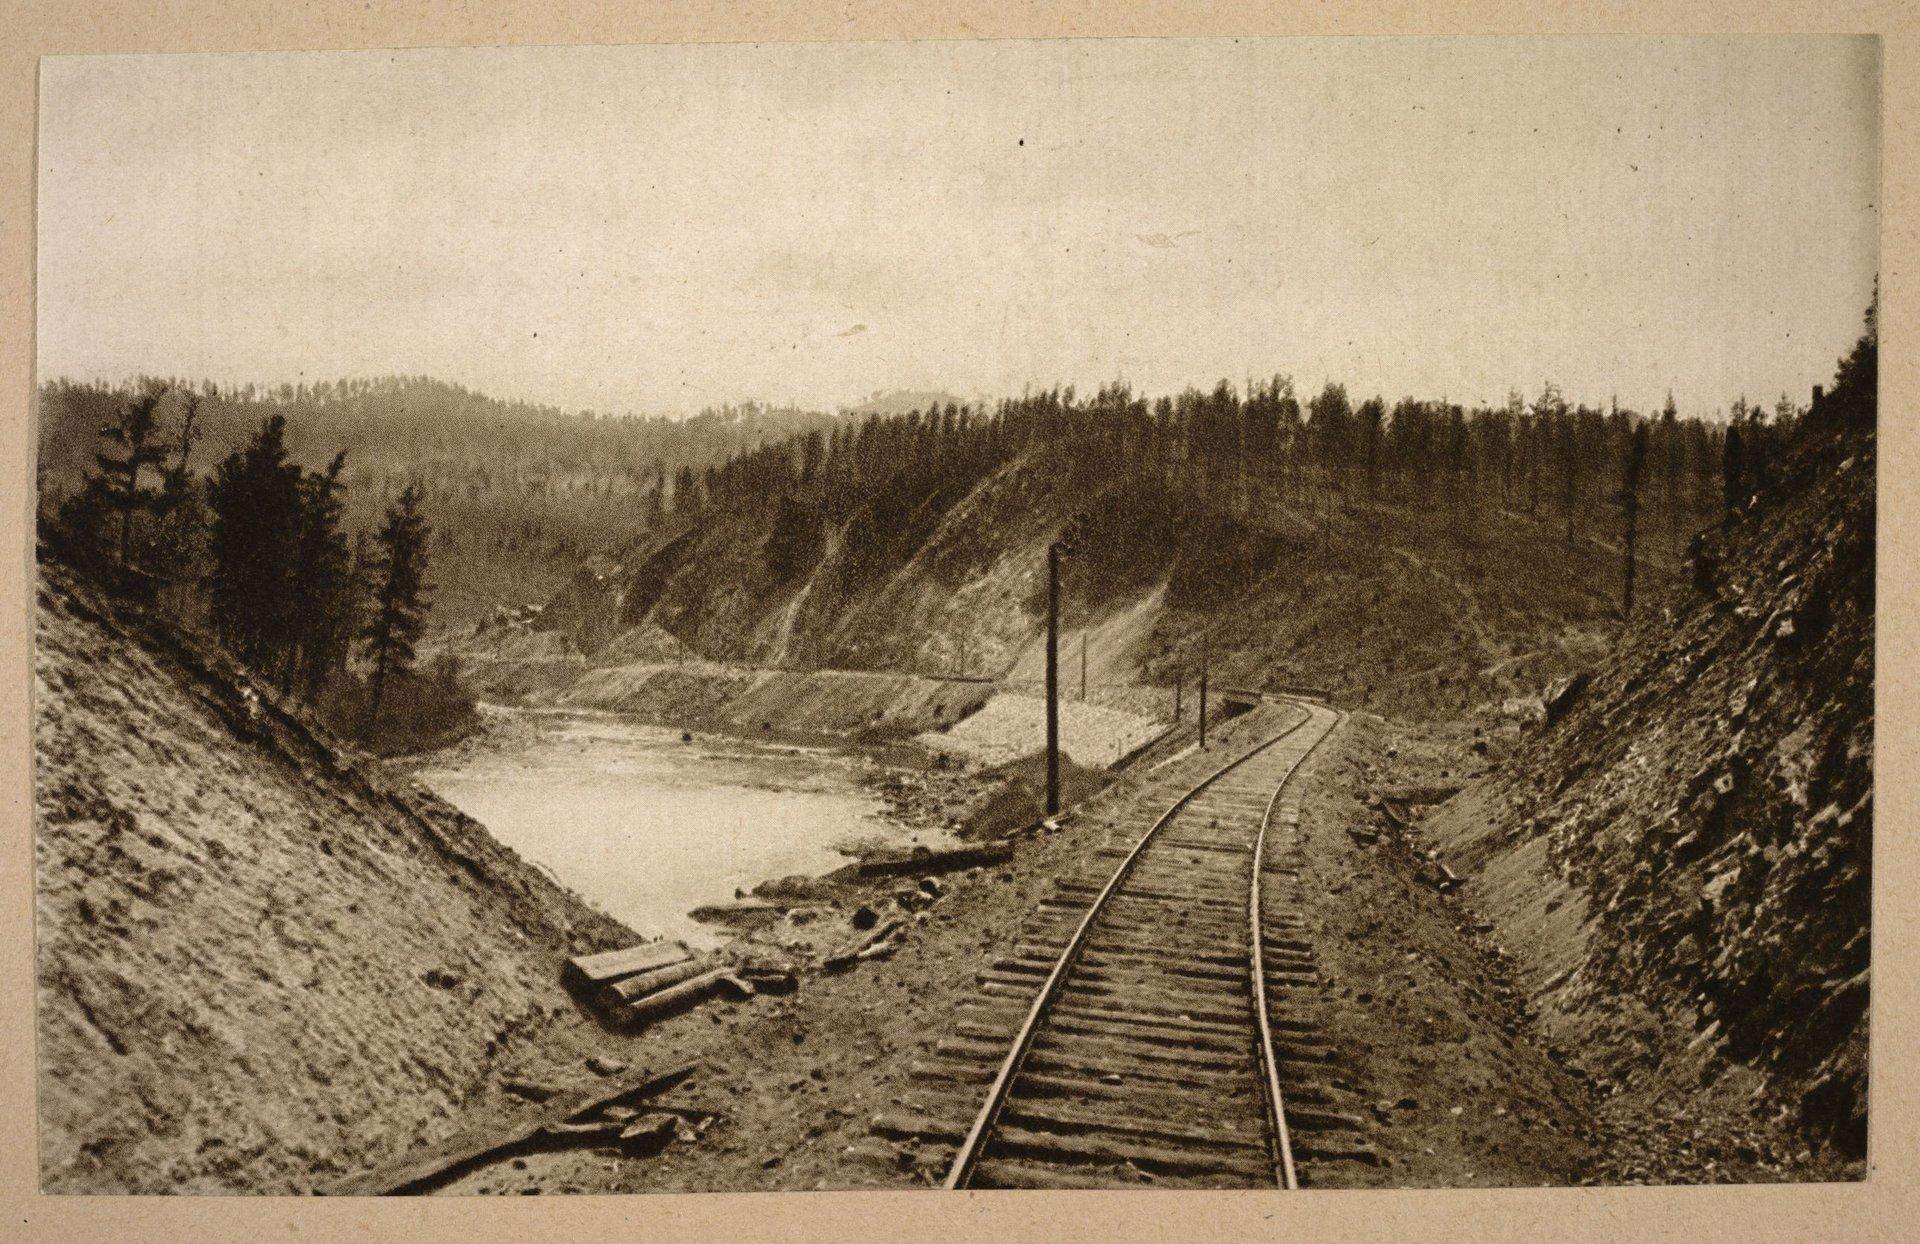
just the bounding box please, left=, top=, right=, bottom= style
left=38, top=36, right=1878, bottom=418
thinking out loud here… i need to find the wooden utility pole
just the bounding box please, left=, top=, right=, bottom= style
left=1043, top=520, right=1084, bottom=820
left=1045, top=541, right=1062, bottom=817
left=1198, top=653, right=1210, bottom=749
left=1174, top=671, right=1183, bottom=721
left=1080, top=632, right=1088, bottom=701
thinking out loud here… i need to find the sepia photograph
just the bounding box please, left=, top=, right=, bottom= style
left=30, top=34, right=1876, bottom=1196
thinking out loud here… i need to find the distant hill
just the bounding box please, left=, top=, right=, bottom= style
left=512, top=381, right=1713, bottom=723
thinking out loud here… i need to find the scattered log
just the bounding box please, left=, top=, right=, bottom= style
left=597, top=956, right=717, bottom=1010
left=539, top=1118, right=626, bottom=1141
left=737, top=963, right=799, bottom=995
left=610, top=967, right=737, bottom=1028
left=688, top=897, right=784, bottom=924
left=322, top=1060, right=698, bottom=1196
left=617, top=1113, right=680, bottom=1155
left=502, top=1078, right=561, bottom=1102
left=824, top=918, right=905, bottom=971
left=563, top=942, right=692, bottom=992
left=857, top=841, right=1012, bottom=879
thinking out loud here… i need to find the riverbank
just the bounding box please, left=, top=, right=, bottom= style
left=422, top=704, right=1248, bottom=1194
left=410, top=705, right=974, bottom=947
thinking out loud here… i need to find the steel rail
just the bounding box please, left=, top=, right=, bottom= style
left=942, top=702, right=1316, bottom=1191
left=1248, top=703, right=1345, bottom=1191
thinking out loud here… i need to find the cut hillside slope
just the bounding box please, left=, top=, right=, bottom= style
left=1421, top=388, right=1873, bottom=1166
left=33, top=563, right=634, bottom=1193
left=515, top=452, right=1631, bottom=722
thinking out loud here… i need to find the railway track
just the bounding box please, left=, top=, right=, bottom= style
left=870, top=698, right=1370, bottom=1189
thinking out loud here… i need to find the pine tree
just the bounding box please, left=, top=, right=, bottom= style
left=1556, top=406, right=1580, bottom=546
left=1528, top=381, right=1567, bottom=517
left=291, top=451, right=356, bottom=697
left=92, top=388, right=172, bottom=565
left=145, top=394, right=208, bottom=600
left=1619, top=422, right=1649, bottom=615
left=1307, top=383, right=1353, bottom=518
left=206, top=416, right=305, bottom=675
left=1659, top=392, right=1683, bottom=554
left=1356, top=397, right=1385, bottom=505
left=362, top=483, right=432, bottom=737
left=1722, top=421, right=1746, bottom=521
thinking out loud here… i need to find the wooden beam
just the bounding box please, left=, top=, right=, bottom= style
left=597, top=955, right=717, bottom=1010
left=321, top=1060, right=699, bottom=1196
left=562, top=942, right=691, bottom=991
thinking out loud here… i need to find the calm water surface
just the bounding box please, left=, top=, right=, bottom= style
left=417, top=708, right=906, bottom=944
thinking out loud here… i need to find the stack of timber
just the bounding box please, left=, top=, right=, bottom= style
left=565, top=942, right=743, bottom=1028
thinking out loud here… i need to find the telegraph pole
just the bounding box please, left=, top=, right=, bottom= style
left=1044, top=523, right=1081, bottom=819
left=1045, top=542, right=1067, bottom=815
left=1174, top=670, right=1183, bottom=721
left=1080, top=632, right=1088, bottom=701
left=1198, top=653, right=1210, bottom=749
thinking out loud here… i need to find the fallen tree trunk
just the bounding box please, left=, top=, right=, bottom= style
left=597, top=955, right=717, bottom=1011
left=856, top=840, right=1012, bottom=879
left=824, top=918, right=905, bottom=971
left=687, top=897, right=784, bottom=924
left=610, top=967, right=738, bottom=1028
left=322, top=1060, right=698, bottom=1196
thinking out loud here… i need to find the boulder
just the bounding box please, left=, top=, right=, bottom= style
left=1543, top=672, right=1592, bottom=727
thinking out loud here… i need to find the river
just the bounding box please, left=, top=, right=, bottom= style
left=415, top=706, right=919, bottom=945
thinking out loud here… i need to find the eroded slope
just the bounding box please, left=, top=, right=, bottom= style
left=1425, top=398, right=1873, bottom=1166
left=34, top=565, right=633, bottom=1192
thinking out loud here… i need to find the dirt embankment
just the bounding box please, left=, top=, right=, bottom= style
left=554, top=662, right=995, bottom=740
left=33, top=564, right=638, bottom=1193
left=914, top=691, right=1167, bottom=770
left=1414, top=413, right=1872, bottom=1176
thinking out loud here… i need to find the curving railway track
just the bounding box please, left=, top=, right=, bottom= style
left=871, top=697, right=1372, bottom=1189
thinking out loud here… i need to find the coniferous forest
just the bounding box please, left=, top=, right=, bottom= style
left=36, top=343, right=1831, bottom=749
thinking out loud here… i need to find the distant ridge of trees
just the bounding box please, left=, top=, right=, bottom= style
left=41, top=296, right=1860, bottom=690
left=37, top=375, right=841, bottom=622
left=655, top=364, right=1814, bottom=628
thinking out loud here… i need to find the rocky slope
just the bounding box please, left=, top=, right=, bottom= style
left=1421, top=384, right=1873, bottom=1168
left=510, top=452, right=1634, bottom=724
left=33, top=562, right=635, bottom=1193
